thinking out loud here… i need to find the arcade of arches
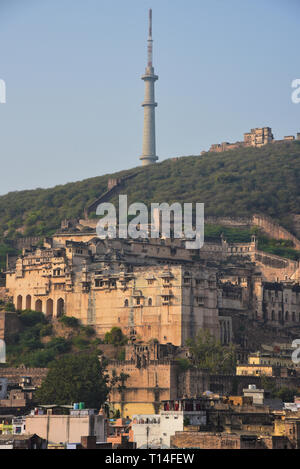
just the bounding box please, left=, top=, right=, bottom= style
left=15, top=295, right=65, bottom=318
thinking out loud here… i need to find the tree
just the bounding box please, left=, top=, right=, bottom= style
left=104, top=327, right=128, bottom=346
left=35, top=353, right=108, bottom=409
left=275, top=386, right=298, bottom=402
left=186, top=329, right=236, bottom=374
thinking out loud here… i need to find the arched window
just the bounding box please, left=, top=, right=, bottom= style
left=148, top=298, right=152, bottom=306
left=124, top=299, right=129, bottom=307
left=26, top=295, right=31, bottom=310
left=57, top=298, right=64, bottom=317
left=46, top=299, right=53, bottom=318
left=16, top=295, right=22, bottom=311
left=35, top=299, right=42, bottom=313
left=285, top=311, right=289, bottom=321
left=271, top=310, right=275, bottom=321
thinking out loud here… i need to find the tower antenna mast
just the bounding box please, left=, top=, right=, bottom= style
left=139, top=9, right=159, bottom=166
left=148, top=8, right=153, bottom=67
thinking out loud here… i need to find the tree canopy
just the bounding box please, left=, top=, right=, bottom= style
left=104, top=327, right=128, bottom=346
left=185, top=329, right=236, bottom=374
left=35, top=353, right=108, bottom=408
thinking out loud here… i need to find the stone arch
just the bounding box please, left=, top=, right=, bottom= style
left=35, top=299, right=42, bottom=313
left=57, top=298, right=64, bottom=317
left=279, top=311, right=283, bottom=324
left=26, top=295, right=31, bottom=310
left=16, top=295, right=22, bottom=310
left=46, top=299, right=54, bottom=317
left=271, top=310, right=275, bottom=321
left=285, top=311, right=289, bottom=321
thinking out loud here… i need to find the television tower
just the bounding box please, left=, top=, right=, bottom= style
left=140, top=9, right=158, bottom=166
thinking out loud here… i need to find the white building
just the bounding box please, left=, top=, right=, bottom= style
left=132, top=399, right=207, bottom=448
left=243, top=385, right=265, bottom=405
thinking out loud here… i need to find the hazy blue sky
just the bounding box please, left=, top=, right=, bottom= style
left=0, top=0, right=299, bottom=194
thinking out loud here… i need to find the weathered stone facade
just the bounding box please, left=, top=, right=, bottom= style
left=5, top=237, right=220, bottom=346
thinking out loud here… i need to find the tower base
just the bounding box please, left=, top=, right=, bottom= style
left=140, top=155, right=159, bottom=166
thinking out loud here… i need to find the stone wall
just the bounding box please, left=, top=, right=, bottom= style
left=253, top=251, right=298, bottom=282
left=171, top=432, right=289, bottom=449
left=107, top=359, right=178, bottom=417
left=0, top=311, right=21, bottom=341
left=252, top=214, right=300, bottom=250
left=206, top=213, right=300, bottom=250
left=177, top=369, right=300, bottom=397
left=0, top=287, right=10, bottom=302
left=292, top=215, right=300, bottom=239
left=15, top=237, right=42, bottom=250
left=0, top=366, right=48, bottom=387
left=205, top=216, right=251, bottom=228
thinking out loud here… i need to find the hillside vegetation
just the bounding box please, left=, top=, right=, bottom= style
left=4, top=310, right=101, bottom=367
left=2, top=308, right=128, bottom=368
left=0, top=140, right=300, bottom=266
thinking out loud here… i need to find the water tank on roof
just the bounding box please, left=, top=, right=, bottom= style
left=79, top=402, right=85, bottom=410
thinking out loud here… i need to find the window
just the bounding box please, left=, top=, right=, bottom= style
left=196, top=279, right=204, bottom=286
left=148, top=298, right=152, bottom=306
left=124, top=299, right=129, bottom=307
left=196, top=296, right=204, bottom=305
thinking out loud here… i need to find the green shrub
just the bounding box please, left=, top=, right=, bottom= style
left=45, top=337, right=71, bottom=354
left=19, top=310, right=46, bottom=327
left=59, top=316, right=79, bottom=328
left=72, top=336, right=89, bottom=350
left=176, top=358, right=192, bottom=371
left=19, top=327, right=43, bottom=351
left=81, top=325, right=96, bottom=337
left=116, top=348, right=125, bottom=361
left=22, top=349, right=56, bottom=367
left=104, top=327, right=128, bottom=346
left=92, top=338, right=103, bottom=346
left=40, top=324, right=53, bottom=337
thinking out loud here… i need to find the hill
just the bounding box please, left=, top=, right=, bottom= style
left=1, top=140, right=300, bottom=266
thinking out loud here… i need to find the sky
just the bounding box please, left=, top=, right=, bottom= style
left=0, top=0, right=299, bottom=195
